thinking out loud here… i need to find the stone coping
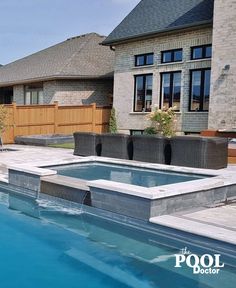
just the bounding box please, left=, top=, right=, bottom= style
left=87, top=176, right=228, bottom=200
left=8, top=164, right=57, bottom=177
left=150, top=215, right=236, bottom=245
left=41, top=175, right=89, bottom=191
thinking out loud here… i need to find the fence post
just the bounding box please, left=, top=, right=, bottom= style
left=54, top=101, right=59, bottom=134
left=92, top=103, right=96, bottom=132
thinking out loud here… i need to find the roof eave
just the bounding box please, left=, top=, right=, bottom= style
left=0, top=73, right=114, bottom=88
left=102, top=20, right=213, bottom=46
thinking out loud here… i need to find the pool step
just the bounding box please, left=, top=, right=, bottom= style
left=65, top=248, right=152, bottom=288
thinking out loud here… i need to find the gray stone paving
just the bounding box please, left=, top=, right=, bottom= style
left=0, top=144, right=81, bottom=182
left=150, top=203, right=236, bottom=244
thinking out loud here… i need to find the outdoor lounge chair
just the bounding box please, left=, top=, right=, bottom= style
left=131, top=135, right=170, bottom=164
left=73, top=132, right=101, bottom=156
left=170, top=136, right=228, bottom=169
left=100, top=134, right=133, bottom=159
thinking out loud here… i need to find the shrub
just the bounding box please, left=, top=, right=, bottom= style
left=144, top=126, right=158, bottom=135
left=109, top=107, right=118, bottom=133
left=0, top=105, right=8, bottom=146
left=146, top=106, right=177, bottom=137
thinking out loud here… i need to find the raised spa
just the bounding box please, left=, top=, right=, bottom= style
left=49, top=162, right=209, bottom=188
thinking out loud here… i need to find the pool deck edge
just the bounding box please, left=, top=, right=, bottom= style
left=150, top=207, right=236, bottom=245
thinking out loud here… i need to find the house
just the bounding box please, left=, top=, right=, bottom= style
left=102, top=0, right=236, bottom=134
left=0, top=33, right=114, bottom=106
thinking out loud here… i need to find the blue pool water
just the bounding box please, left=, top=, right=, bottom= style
left=0, top=191, right=235, bottom=288
left=50, top=162, right=208, bottom=187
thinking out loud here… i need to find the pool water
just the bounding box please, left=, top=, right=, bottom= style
left=50, top=162, right=208, bottom=187
left=0, top=191, right=235, bottom=288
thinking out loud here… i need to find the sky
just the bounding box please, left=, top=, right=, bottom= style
left=0, top=0, right=140, bottom=65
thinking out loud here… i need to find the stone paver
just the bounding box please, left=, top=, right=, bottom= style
left=0, top=144, right=82, bottom=182
left=150, top=203, right=236, bottom=245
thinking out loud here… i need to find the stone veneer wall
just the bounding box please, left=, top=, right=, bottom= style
left=43, top=79, right=113, bottom=106
left=13, top=79, right=113, bottom=106
left=113, top=27, right=212, bottom=134
left=208, top=0, right=236, bottom=130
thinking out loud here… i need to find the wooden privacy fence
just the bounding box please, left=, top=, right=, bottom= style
left=2, top=102, right=111, bottom=144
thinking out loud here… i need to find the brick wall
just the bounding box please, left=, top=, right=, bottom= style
left=208, top=0, right=236, bottom=130
left=13, top=79, right=113, bottom=106
left=113, top=27, right=212, bottom=133
left=43, top=79, right=113, bottom=106
left=13, top=85, right=24, bottom=104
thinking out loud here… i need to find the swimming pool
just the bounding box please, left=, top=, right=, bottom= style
left=1, top=191, right=235, bottom=288
left=50, top=162, right=208, bottom=187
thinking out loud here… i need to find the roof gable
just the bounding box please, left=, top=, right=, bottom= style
left=0, top=33, right=114, bottom=87
left=103, top=0, right=214, bottom=45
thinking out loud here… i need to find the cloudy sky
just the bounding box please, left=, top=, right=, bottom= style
left=0, top=0, right=140, bottom=64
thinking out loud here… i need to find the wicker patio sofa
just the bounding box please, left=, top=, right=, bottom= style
left=170, top=136, right=228, bottom=169
left=73, top=132, right=101, bottom=156
left=100, top=134, right=133, bottom=160
left=131, top=135, right=171, bottom=164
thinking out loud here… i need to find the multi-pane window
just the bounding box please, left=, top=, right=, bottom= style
left=161, top=49, right=183, bottom=63
left=135, top=53, right=154, bottom=66
left=190, top=69, right=211, bottom=111
left=24, top=83, right=43, bottom=105
left=191, top=45, right=212, bottom=60
left=160, top=72, right=181, bottom=110
left=134, top=74, right=153, bottom=112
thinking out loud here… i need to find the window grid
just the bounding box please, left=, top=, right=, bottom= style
left=133, top=74, right=153, bottom=112
left=189, top=68, right=211, bottom=112
left=135, top=53, right=154, bottom=67
left=191, top=45, right=212, bottom=60
left=161, top=49, right=183, bottom=63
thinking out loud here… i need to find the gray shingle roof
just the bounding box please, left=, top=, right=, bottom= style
left=0, top=33, right=115, bottom=87
left=103, top=0, right=214, bottom=45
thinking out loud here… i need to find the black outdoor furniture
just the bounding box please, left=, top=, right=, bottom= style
left=170, top=136, right=228, bottom=169
left=73, top=132, right=101, bottom=156
left=100, top=134, right=133, bottom=159
left=131, top=135, right=170, bottom=164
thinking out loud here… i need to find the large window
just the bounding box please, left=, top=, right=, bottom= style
left=134, top=74, right=153, bottom=112
left=160, top=71, right=181, bottom=110
left=24, top=83, right=43, bottom=105
left=190, top=69, right=211, bottom=111
left=191, top=45, right=212, bottom=60
left=135, top=53, right=154, bottom=67
left=161, top=49, right=183, bottom=63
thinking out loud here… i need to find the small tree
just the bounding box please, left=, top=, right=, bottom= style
left=109, top=107, right=118, bottom=133
left=0, top=105, right=8, bottom=147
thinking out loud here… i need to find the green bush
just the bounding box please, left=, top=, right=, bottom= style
left=109, top=107, right=118, bottom=133
left=144, top=126, right=158, bottom=135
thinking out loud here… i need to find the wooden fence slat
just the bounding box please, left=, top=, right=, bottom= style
left=2, top=102, right=111, bottom=144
